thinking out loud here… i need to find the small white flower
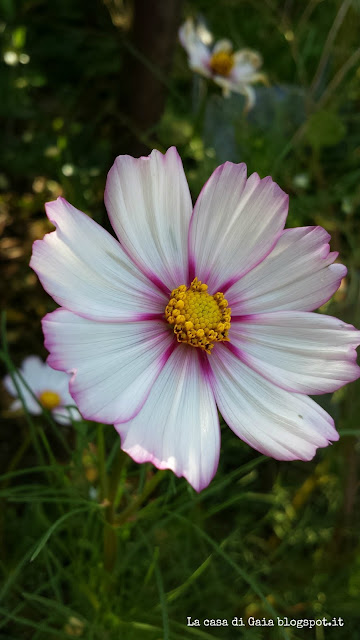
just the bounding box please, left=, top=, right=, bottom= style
left=179, top=18, right=266, bottom=108
left=3, top=355, right=81, bottom=425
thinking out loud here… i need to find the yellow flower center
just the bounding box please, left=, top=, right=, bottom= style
left=38, top=390, right=61, bottom=410
left=165, top=278, right=231, bottom=354
left=209, top=50, right=235, bottom=77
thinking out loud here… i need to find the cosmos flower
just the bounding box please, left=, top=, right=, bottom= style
left=3, top=355, right=81, bottom=425
left=179, top=17, right=266, bottom=107
left=31, top=147, right=360, bottom=491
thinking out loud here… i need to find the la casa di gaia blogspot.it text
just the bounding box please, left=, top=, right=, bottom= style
left=187, top=616, right=345, bottom=630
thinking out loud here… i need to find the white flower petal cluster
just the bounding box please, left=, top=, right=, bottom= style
left=179, top=18, right=266, bottom=107
left=4, top=356, right=81, bottom=425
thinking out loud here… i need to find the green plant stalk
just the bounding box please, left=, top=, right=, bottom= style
left=103, top=448, right=128, bottom=572
left=0, top=311, right=72, bottom=457
left=107, top=448, right=128, bottom=519
left=0, top=312, right=45, bottom=464
left=96, top=423, right=117, bottom=571
left=103, top=521, right=117, bottom=573
left=1, top=430, right=32, bottom=489
left=97, top=424, right=107, bottom=503
left=192, top=78, right=208, bottom=138
left=116, top=469, right=165, bottom=527
left=103, top=443, right=165, bottom=566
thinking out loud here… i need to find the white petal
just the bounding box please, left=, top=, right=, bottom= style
left=241, top=85, right=256, bottom=111
left=227, top=226, right=346, bottom=313
left=29, top=358, right=76, bottom=412
left=20, top=355, right=46, bottom=388
left=43, top=368, right=80, bottom=414
left=52, top=406, right=82, bottom=425
left=209, top=344, right=338, bottom=461
left=212, top=77, right=256, bottom=108
left=31, top=197, right=167, bottom=322
left=3, top=372, right=16, bottom=397
left=51, top=407, right=72, bottom=425
left=116, top=345, right=220, bottom=492
left=7, top=381, right=41, bottom=414
left=42, top=309, right=174, bottom=424
left=188, top=162, right=288, bottom=292
left=212, top=39, right=233, bottom=54
left=4, top=356, right=44, bottom=415
left=3, top=355, right=78, bottom=416
left=43, top=367, right=70, bottom=393
left=104, top=147, right=193, bottom=292
left=230, top=311, right=360, bottom=394
left=211, top=74, right=235, bottom=94
left=233, top=49, right=263, bottom=76
left=179, top=19, right=211, bottom=75
left=10, top=399, right=23, bottom=412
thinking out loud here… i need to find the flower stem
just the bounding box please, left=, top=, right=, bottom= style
left=115, top=469, right=165, bottom=527
left=192, top=77, right=208, bottom=137
left=2, top=430, right=32, bottom=488
left=96, top=424, right=116, bottom=572
left=103, top=521, right=118, bottom=573
left=0, top=312, right=45, bottom=464
left=97, top=424, right=107, bottom=503
left=101, top=439, right=130, bottom=572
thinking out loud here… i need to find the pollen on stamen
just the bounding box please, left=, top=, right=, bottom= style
left=38, top=390, right=62, bottom=410
left=209, top=50, right=235, bottom=77
left=165, top=278, right=231, bottom=354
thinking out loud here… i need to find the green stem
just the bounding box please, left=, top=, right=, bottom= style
left=192, top=78, right=208, bottom=137
left=1, top=311, right=71, bottom=458
left=98, top=426, right=121, bottom=572
left=108, top=449, right=128, bottom=518
left=103, top=523, right=117, bottom=573
left=103, top=449, right=129, bottom=572
left=1, top=430, right=32, bottom=489
left=104, top=468, right=164, bottom=572
left=97, top=424, right=107, bottom=503
left=0, top=430, right=32, bottom=560
left=0, top=312, right=45, bottom=464
left=115, top=469, right=165, bottom=527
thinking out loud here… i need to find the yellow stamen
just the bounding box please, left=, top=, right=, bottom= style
left=165, top=278, right=231, bottom=354
left=209, top=50, right=235, bottom=77
left=38, top=390, right=61, bottom=410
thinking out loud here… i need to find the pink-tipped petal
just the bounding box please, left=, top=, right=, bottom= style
left=188, top=162, right=288, bottom=292
left=115, top=346, right=220, bottom=492
left=30, top=197, right=167, bottom=322
left=227, top=226, right=346, bottom=313
left=104, top=147, right=193, bottom=292
left=42, top=309, right=174, bottom=424
left=208, top=344, right=339, bottom=461
left=230, top=311, right=360, bottom=394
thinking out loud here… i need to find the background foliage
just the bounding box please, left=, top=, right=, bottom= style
left=1, top=0, right=360, bottom=638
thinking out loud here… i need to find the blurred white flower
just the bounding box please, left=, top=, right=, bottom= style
left=19, top=53, right=30, bottom=64
left=3, top=51, right=18, bottom=66
left=3, top=355, right=82, bottom=424
left=293, top=173, right=310, bottom=189
left=179, top=18, right=266, bottom=109
left=88, top=487, right=99, bottom=501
